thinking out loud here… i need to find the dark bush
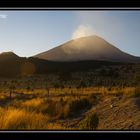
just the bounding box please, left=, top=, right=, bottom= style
left=88, top=93, right=102, bottom=105
left=42, top=99, right=64, bottom=118
left=133, top=87, right=140, bottom=98
left=64, top=98, right=92, bottom=118
left=81, top=113, right=99, bottom=130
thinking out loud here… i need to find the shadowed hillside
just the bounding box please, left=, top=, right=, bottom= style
left=0, top=52, right=129, bottom=77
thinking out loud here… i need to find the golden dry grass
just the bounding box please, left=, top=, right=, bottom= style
left=0, top=86, right=139, bottom=129
left=1, top=86, right=138, bottom=97
left=21, top=98, right=44, bottom=108
left=0, top=107, right=49, bottom=129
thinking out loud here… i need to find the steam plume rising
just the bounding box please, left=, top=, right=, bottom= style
left=72, top=24, right=94, bottom=39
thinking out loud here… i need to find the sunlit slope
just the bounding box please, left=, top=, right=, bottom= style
left=34, top=35, right=140, bottom=62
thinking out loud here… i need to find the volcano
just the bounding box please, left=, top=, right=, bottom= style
left=34, top=35, right=140, bottom=63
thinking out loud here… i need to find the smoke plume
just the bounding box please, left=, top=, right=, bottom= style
left=72, top=24, right=94, bottom=39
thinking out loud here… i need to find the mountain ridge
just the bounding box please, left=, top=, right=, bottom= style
left=0, top=35, right=139, bottom=77
left=34, top=35, right=140, bottom=63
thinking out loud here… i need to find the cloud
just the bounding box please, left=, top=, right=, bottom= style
left=72, top=24, right=95, bottom=39
left=0, top=14, right=7, bottom=19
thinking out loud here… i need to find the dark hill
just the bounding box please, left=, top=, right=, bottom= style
left=0, top=51, right=129, bottom=77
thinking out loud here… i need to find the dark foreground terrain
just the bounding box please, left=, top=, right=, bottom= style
left=0, top=60, right=139, bottom=130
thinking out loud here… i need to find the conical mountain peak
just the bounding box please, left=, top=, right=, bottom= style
left=34, top=35, right=140, bottom=63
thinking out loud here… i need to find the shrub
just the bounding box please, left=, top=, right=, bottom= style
left=60, top=97, right=64, bottom=103
left=80, top=113, right=99, bottom=130
left=63, top=98, right=92, bottom=118
left=88, top=93, right=101, bottom=104
left=133, top=87, right=140, bottom=98
left=41, top=99, right=64, bottom=119
left=77, top=80, right=87, bottom=88
left=26, top=86, right=31, bottom=90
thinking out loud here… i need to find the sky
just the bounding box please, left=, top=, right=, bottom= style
left=0, top=10, right=140, bottom=57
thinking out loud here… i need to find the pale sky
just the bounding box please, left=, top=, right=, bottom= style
left=0, top=11, right=140, bottom=57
